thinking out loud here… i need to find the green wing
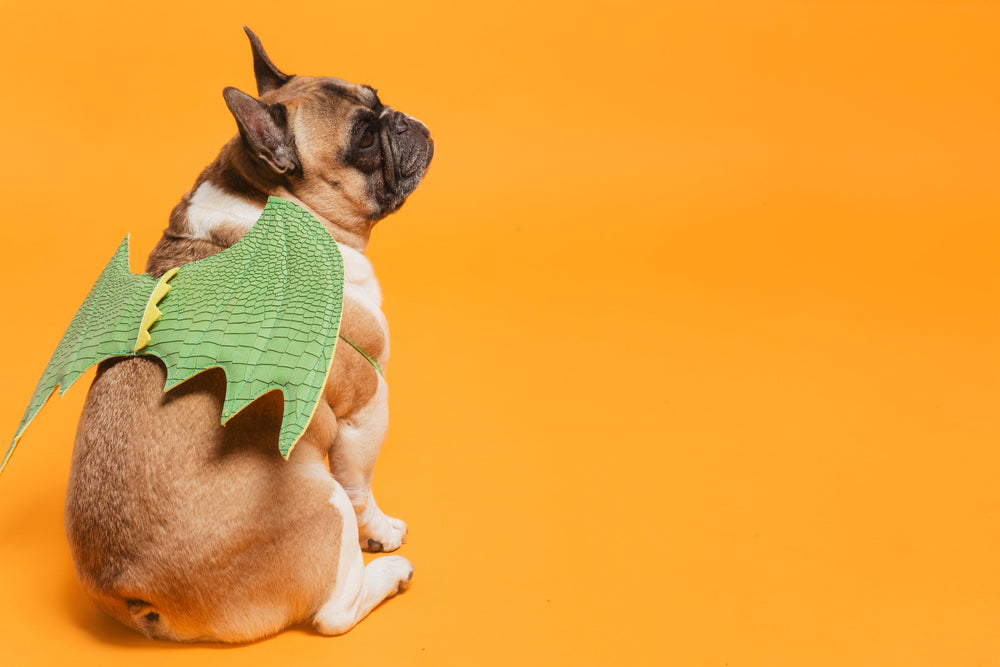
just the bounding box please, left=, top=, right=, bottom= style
left=2, top=196, right=343, bottom=474
left=143, top=197, right=344, bottom=457
left=2, top=239, right=159, bottom=472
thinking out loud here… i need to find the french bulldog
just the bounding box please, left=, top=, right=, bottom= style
left=63, top=27, right=433, bottom=642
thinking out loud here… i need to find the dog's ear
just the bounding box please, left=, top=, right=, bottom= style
left=243, top=26, right=292, bottom=96
left=223, top=87, right=300, bottom=175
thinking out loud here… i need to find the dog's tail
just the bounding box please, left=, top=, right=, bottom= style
left=98, top=592, right=187, bottom=641
left=124, top=598, right=169, bottom=638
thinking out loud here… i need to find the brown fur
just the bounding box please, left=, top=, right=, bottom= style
left=67, top=359, right=342, bottom=641
left=64, top=31, right=431, bottom=642
left=327, top=305, right=382, bottom=417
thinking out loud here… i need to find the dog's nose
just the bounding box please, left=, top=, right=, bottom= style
left=393, top=114, right=409, bottom=135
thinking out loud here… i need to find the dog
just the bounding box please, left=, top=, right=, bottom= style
left=63, top=28, right=433, bottom=642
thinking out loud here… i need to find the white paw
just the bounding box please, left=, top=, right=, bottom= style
left=372, top=555, right=415, bottom=596
left=347, top=490, right=408, bottom=552
left=360, top=511, right=407, bottom=552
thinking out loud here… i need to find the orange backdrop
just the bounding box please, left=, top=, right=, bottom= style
left=1, top=1, right=998, bottom=665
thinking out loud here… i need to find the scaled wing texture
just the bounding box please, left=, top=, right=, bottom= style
left=146, top=197, right=344, bottom=457
left=2, top=197, right=344, bottom=474
left=3, top=239, right=158, bottom=470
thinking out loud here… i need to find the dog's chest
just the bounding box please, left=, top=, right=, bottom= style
left=338, top=243, right=390, bottom=364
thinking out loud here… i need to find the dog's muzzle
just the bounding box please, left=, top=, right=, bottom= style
left=378, top=108, right=433, bottom=194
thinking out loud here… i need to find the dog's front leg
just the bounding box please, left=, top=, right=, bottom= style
left=329, top=376, right=407, bottom=552
left=313, top=481, right=413, bottom=635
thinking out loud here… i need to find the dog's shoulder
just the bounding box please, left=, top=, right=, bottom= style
left=327, top=242, right=389, bottom=418
left=145, top=184, right=235, bottom=275
left=145, top=236, right=226, bottom=276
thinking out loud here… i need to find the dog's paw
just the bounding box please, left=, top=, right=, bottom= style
left=397, top=563, right=415, bottom=595
left=360, top=512, right=408, bottom=552
left=364, top=555, right=413, bottom=598
left=349, top=490, right=407, bottom=552
left=377, top=555, right=414, bottom=596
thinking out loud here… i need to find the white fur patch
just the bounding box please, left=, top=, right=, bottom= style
left=338, top=243, right=390, bottom=366
left=187, top=182, right=263, bottom=241
left=338, top=244, right=383, bottom=307
left=314, top=482, right=367, bottom=634
left=314, top=481, right=413, bottom=635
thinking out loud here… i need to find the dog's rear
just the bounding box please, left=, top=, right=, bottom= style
left=64, top=29, right=431, bottom=642
left=67, top=358, right=344, bottom=642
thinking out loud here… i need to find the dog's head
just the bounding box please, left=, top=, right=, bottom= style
left=221, top=28, right=433, bottom=238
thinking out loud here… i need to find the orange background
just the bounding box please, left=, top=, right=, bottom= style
left=1, top=1, right=998, bottom=664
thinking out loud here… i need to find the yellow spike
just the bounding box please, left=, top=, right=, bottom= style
left=135, top=329, right=151, bottom=351
left=134, top=267, right=179, bottom=352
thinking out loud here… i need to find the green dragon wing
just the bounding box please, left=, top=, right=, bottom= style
left=3, top=238, right=160, bottom=472
left=146, top=197, right=344, bottom=456
left=2, top=196, right=344, bottom=474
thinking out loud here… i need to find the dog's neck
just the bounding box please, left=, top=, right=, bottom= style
left=156, top=140, right=382, bottom=307
left=172, top=139, right=372, bottom=253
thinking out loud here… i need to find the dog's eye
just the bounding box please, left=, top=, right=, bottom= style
left=359, top=128, right=376, bottom=149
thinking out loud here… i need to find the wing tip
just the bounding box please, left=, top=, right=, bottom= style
left=0, top=438, right=18, bottom=477
left=1, top=383, right=60, bottom=477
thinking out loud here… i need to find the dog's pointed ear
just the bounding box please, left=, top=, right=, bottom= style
left=223, top=87, right=300, bottom=175
left=244, top=26, right=292, bottom=96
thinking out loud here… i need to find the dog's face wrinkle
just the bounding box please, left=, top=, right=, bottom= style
left=378, top=122, right=398, bottom=194
left=318, top=80, right=381, bottom=110
left=241, top=74, right=432, bottom=232
left=343, top=109, right=421, bottom=192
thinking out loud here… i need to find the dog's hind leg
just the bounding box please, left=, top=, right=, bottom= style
left=313, top=481, right=413, bottom=635
left=329, top=375, right=408, bottom=552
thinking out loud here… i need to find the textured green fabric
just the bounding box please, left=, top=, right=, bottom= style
left=146, top=197, right=344, bottom=456
left=3, top=239, right=160, bottom=472
left=2, top=196, right=344, bottom=474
